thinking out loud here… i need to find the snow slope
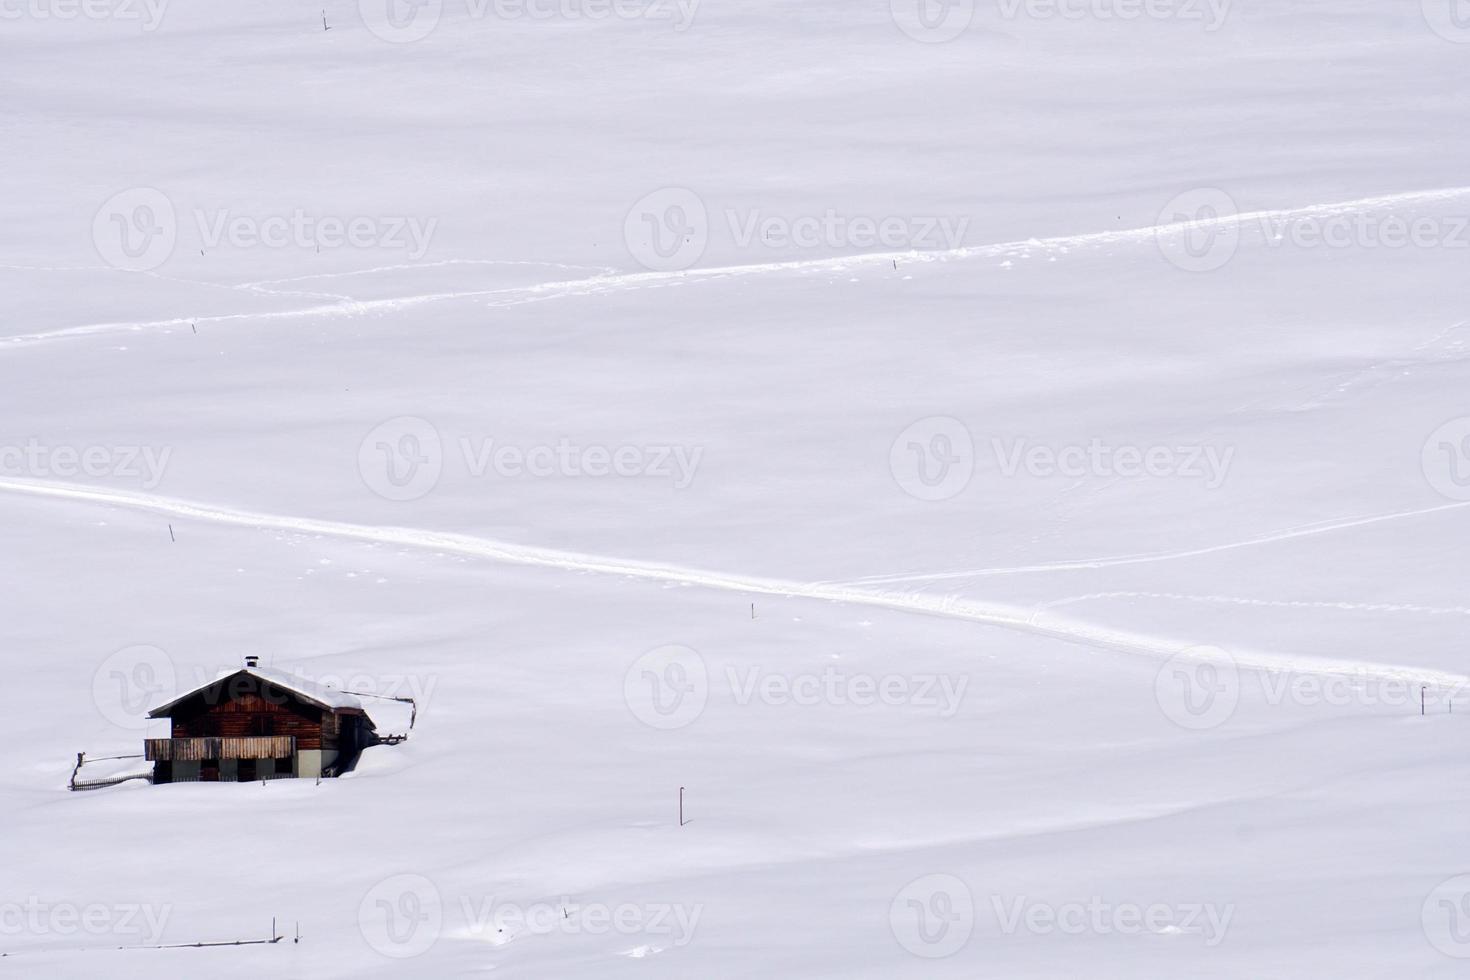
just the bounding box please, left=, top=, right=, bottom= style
left=3, top=0, right=1470, bottom=976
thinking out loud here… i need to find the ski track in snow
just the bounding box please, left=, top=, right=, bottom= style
left=5, top=185, right=1470, bottom=351
left=1, top=476, right=1464, bottom=692
left=1040, top=591, right=1470, bottom=618
left=839, top=499, right=1470, bottom=586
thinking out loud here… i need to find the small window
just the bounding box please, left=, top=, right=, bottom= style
left=275, top=756, right=294, bottom=776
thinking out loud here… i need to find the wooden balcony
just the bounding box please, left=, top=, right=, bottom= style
left=145, top=736, right=295, bottom=762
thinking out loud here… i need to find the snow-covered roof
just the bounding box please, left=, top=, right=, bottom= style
left=148, top=666, right=365, bottom=717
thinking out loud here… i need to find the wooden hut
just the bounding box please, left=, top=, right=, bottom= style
left=145, top=659, right=376, bottom=783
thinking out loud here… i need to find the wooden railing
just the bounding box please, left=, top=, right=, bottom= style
left=69, top=751, right=152, bottom=791
left=145, top=736, right=295, bottom=761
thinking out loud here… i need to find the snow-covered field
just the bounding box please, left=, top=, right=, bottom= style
left=4, top=1, right=1470, bottom=975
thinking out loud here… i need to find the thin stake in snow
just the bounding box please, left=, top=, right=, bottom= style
left=168, top=523, right=175, bottom=542
left=322, top=10, right=330, bottom=30
left=679, top=786, right=685, bottom=827
left=750, top=602, right=756, bottom=620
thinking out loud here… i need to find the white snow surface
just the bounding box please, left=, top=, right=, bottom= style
left=4, top=1, right=1470, bottom=977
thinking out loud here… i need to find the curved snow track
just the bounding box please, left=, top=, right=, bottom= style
left=7, top=187, right=1470, bottom=689
left=1, top=476, right=1463, bottom=692
left=6, top=185, right=1470, bottom=351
